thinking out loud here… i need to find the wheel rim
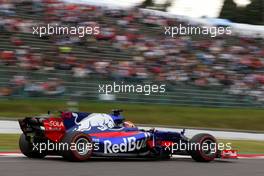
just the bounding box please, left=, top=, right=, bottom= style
left=201, top=139, right=215, bottom=156
left=75, top=137, right=91, bottom=156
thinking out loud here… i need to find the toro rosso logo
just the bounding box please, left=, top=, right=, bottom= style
left=73, top=113, right=115, bottom=131
left=104, top=133, right=150, bottom=153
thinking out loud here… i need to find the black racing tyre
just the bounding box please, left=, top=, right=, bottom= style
left=61, top=132, right=93, bottom=162
left=189, top=133, right=217, bottom=162
left=19, top=133, right=47, bottom=158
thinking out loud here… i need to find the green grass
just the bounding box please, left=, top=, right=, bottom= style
left=219, top=139, right=264, bottom=154
left=0, top=99, right=264, bottom=131
left=0, top=134, right=19, bottom=152
left=0, top=134, right=263, bottom=154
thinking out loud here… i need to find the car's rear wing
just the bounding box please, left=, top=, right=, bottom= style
left=19, top=117, right=46, bottom=134
left=18, top=116, right=66, bottom=142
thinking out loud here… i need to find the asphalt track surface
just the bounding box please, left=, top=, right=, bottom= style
left=0, top=156, right=263, bottom=176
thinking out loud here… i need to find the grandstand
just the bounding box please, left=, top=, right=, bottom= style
left=0, top=0, right=264, bottom=108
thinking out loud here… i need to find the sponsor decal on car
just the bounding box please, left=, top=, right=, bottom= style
left=73, top=113, right=115, bottom=131
left=43, top=118, right=65, bottom=142
left=103, top=133, right=150, bottom=153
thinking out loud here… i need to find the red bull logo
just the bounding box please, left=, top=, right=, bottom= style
left=103, top=133, right=150, bottom=153
left=73, top=113, right=115, bottom=131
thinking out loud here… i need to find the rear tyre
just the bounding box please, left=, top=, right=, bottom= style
left=19, top=133, right=47, bottom=158
left=189, top=133, right=217, bottom=162
left=61, top=132, right=93, bottom=162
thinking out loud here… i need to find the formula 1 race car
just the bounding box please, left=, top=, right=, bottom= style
left=18, top=110, right=236, bottom=162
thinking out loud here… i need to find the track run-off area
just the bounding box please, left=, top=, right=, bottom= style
left=1, top=120, right=264, bottom=140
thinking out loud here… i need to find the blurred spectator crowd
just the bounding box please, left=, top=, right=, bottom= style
left=0, top=0, right=264, bottom=101
left=0, top=75, right=65, bottom=97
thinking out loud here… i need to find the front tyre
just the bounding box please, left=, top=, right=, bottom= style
left=19, top=133, right=47, bottom=158
left=189, top=133, right=217, bottom=162
left=61, top=132, right=93, bottom=162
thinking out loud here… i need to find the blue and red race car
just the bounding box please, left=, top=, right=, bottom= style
left=18, top=110, right=236, bottom=162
